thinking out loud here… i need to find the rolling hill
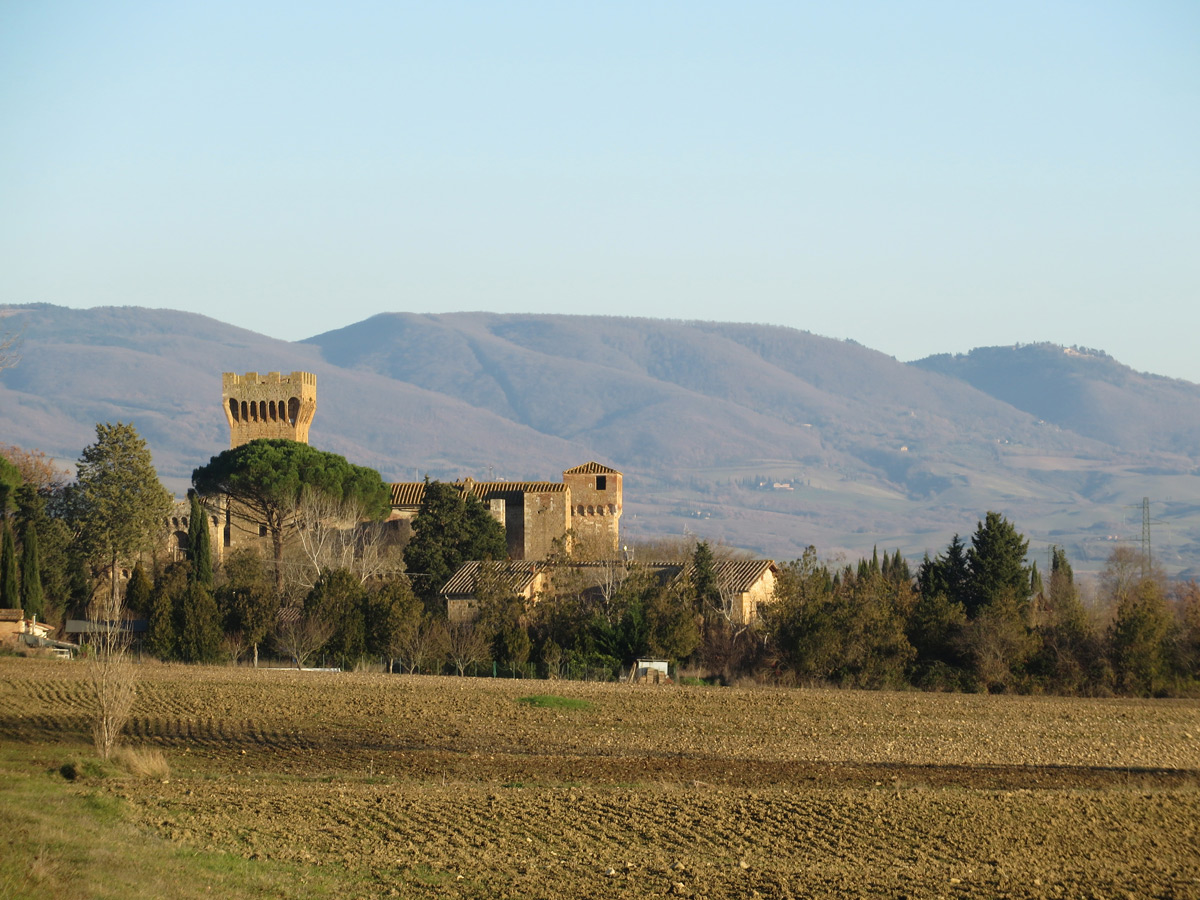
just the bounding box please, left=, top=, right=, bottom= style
left=2, top=303, right=1198, bottom=577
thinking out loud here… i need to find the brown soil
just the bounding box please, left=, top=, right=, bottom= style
left=3, top=660, right=1199, bottom=899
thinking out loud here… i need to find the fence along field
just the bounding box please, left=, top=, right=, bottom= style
left=1, top=658, right=1199, bottom=899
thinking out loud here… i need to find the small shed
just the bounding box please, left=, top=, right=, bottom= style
left=65, top=618, right=148, bottom=652
left=632, top=658, right=670, bottom=684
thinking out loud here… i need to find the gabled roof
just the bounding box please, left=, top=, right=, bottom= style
left=595, top=559, right=776, bottom=593
left=390, top=483, right=427, bottom=507
left=389, top=480, right=566, bottom=509
left=563, top=462, right=620, bottom=476
left=713, top=559, right=779, bottom=592
left=440, top=561, right=542, bottom=598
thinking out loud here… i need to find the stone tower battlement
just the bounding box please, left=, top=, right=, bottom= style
left=222, top=371, right=317, bottom=448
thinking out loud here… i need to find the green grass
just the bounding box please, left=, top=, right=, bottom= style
left=0, top=743, right=345, bottom=900
left=516, top=694, right=593, bottom=711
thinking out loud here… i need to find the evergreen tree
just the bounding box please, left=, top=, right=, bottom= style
left=75, top=422, right=172, bottom=609
left=1049, top=547, right=1075, bottom=607
left=1109, top=578, right=1172, bottom=696
left=917, top=535, right=969, bottom=606
left=905, top=589, right=969, bottom=688
left=187, top=493, right=214, bottom=590
left=146, top=580, right=177, bottom=660
left=690, top=541, right=719, bottom=615
left=363, top=578, right=421, bottom=669
left=19, top=519, right=44, bottom=620
left=217, top=549, right=278, bottom=667
left=0, top=456, right=20, bottom=519
left=644, top=579, right=700, bottom=663
left=146, top=562, right=188, bottom=660
left=1029, top=561, right=1043, bottom=600
left=192, top=439, right=390, bottom=597
left=0, top=522, right=17, bottom=609
left=964, top=512, right=1030, bottom=617
left=305, top=568, right=368, bottom=668
left=178, top=581, right=223, bottom=663
left=403, top=480, right=507, bottom=607
left=124, top=562, right=152, bottom=617
left=1028, top=546, right=1102, bottom=694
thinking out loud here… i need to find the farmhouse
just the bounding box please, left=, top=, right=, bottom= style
left=440, top=557, right=780, bottom=626
left=0, top=608, right=54, bottom=650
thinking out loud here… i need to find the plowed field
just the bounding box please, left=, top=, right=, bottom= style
left=2, top=659, right=1199, bottom=899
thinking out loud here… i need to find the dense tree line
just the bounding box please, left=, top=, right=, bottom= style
left=5, top=431, right=1197, bottom=697
left=764, top=515, right=1200, bottom=697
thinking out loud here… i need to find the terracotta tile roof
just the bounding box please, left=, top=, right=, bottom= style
left=563, top=462, right=621, bottom=475
left=389, top=480, right=566, bottom=509
left=0, top=609, right=23, bottom=622
left=390, top=483, right=428, bottom=507
left=468, top=481, right=566, bottom=496
left=581, top=560, right=775, bottom=592
left=440, top=561, right=542, bottom=598
left=713, top=559, right=778, bottom=592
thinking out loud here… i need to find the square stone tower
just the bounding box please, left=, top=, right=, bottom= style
left=563, top=462, right=622, bottom=557
left=222, top=371, right=317, bottom=448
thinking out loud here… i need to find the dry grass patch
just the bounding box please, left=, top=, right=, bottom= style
left=112, top=746, right=170, bottom=780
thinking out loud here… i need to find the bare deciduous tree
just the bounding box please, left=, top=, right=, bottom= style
left=86, top=591, right=136, bottom=759
left=272, top=606, right=335, bottom=669
left=0, top=444, right=71, bottom=491
left=285, top=490, right=406, bottom=592
left=394, top=614, right=448, bottom=674
left=445, top=622, right=490, bottom=676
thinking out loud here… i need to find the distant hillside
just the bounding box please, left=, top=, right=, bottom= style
left=913, top=343, right=1200, bottom=456
left=3, top=303, right=1200, bottom=576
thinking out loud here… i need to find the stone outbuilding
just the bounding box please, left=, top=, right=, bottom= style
left=440, top=561, right=549, bottom=625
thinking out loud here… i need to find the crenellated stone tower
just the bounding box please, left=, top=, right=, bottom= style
left=222, top=371, right=317, bottom=448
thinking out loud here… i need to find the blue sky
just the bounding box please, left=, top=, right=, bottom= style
left=3, top=2, right=1198, bottom=381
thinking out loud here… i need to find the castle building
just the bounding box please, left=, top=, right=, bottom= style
left=223, top=371, right=317, bottom=448
left=387, top=462, right=622, bottom=560
left=215, top=369, right=622, bottom=562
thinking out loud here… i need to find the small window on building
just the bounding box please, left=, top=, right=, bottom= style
left=259, top=524, right=268, bottom=537
left=596, top=475, right=607, bottom=490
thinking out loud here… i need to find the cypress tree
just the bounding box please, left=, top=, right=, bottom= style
left=19, top=520, right=43, bottom=620
left=187, top=493, right=214, bottom=590
left=0, top=523, right=18, bottom=609
left=179, top=582, right=222, bottom=664
left=124, top=562, right=152, bottom=617
left=146, top=585, right=177, bottom=660
left=146, top=563, right=188, bottom=661
left=690, top=541, right=720, bottom=614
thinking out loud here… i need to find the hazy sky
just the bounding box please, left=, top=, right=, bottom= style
left=3, top=2, right=1198, bottom=381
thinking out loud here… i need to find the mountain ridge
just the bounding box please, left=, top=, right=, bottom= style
left=3, top=304, right=1198, bottom=576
